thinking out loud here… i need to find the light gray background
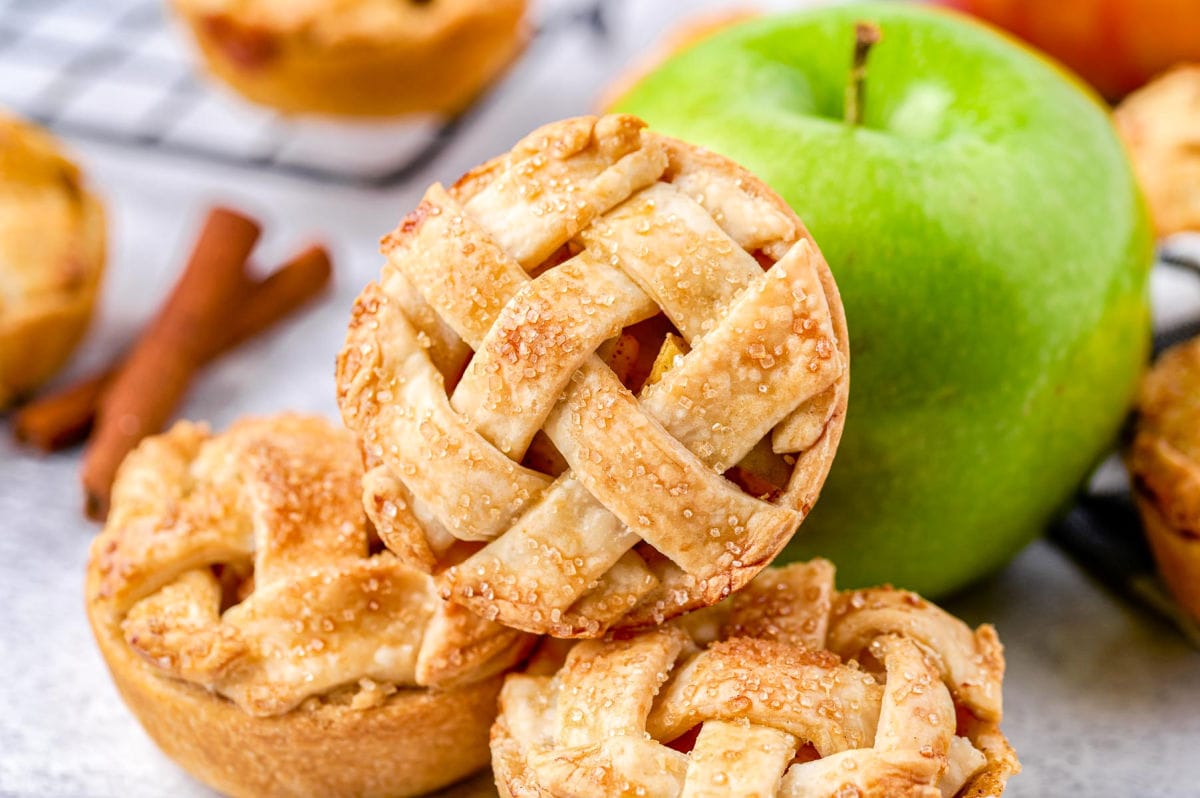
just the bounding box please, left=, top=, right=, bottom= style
left=1, top=1, right=1198, bottom=795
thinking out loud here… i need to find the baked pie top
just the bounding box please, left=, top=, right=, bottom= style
left=176, top=0, right=525, bottom=47
left=1114, top=65, right=1200, bottom=238
left=493, top=560, right=1019, bottom=798
left=87, top=415, right=531, bottom=718
left=337, top=114, right=849, bottom=638
left=0, top=112, right=102, bottom=324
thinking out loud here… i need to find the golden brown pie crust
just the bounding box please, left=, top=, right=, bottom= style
left=1114, top=64, right=1200, bottom=237
left=337, top=115, right=850, bottom=638
left=1128, top=335, right=1200, bottom=621
left=171, top=0, right=528, bottom=117
left=0, top=112, right=105, bottom=409
left=491, top=560, right=1020, bottom=798
left=86, top=414, right=533, bottom=797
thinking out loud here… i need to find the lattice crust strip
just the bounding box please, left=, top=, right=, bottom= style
left=492, top=560, right=1020, bottom=798
left=87, top=415, right=532, bottom=718
left=337, top=115, right=850, bottom=637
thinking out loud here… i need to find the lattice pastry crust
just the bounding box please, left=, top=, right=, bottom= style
left=492, top=560, right=1020, bottom=798
left=86, top=414, right=532, bottom=797
left=338, top=114, right=850, bottom=638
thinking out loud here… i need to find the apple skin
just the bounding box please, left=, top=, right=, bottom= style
left=935, top=0, right=1200, bottom=100
left=611, top=2, right=1152, bottom=597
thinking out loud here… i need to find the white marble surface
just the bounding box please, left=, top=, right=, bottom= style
left=1, top=0, right=1198, bottom=795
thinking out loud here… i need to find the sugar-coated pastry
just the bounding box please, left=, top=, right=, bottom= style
left=86, top=414, right=534, bottom=798
left=492, top=560, right=1020, bottom=797
left=337, top=114, right=849, bottom=638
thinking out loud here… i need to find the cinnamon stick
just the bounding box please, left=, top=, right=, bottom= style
left=12, top=372, right=109, bottom=452
left=13, top=244, right=331, bottom=452
left=227, top=245, right=331, bottom=349
left=81, top=208, right=260, bottom=520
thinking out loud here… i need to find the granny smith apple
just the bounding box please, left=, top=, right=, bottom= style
left=612, top=2, right=1151, bottom=597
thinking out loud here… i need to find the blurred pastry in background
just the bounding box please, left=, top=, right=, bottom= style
left=170, top=0, right=529, bottom=117
left=87, top=414, right=533, bottom=797
left=1129, top=336, right=1200, bottom=623
left=0, top=112, right=105, bottom=410
left=1115, top=64, right=1200, bottom=237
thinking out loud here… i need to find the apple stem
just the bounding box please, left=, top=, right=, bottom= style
left=845, top=21, right=882, bottom=127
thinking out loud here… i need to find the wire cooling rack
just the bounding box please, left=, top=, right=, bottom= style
left=0, top=0, right=607, bottom=186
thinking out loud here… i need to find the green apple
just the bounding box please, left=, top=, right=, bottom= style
left=611, top=2, right=1152, bottom=596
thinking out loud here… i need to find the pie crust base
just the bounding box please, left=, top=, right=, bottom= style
left=171, top=0, right=528, bottom=117
left=92, top=620, right=504, bottom=798
left=1128, top=335, right=1200, bottom=621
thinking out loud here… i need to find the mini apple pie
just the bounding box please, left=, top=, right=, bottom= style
left=86, top=414, right=533, bottom=798
left=1128, top=335, right=1200, bottom=622
left=0, top=111, right=105, bottom=409
left=1115, top=64, right=1200, bottom=237
left=170, top=0, right=528, bottom=117
left=338, top=114, right=849, bottom=638
left=492, top=559, right=1020, bottom=797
